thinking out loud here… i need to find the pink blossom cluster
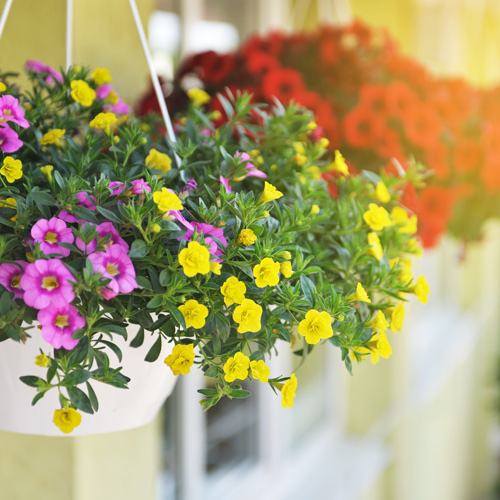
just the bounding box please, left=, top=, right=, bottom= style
left=0, top=94, right=30, bottom=154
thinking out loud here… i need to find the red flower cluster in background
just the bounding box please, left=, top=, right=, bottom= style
left=136, top=19, right=500, bottom=247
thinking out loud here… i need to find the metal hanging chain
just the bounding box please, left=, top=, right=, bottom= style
left=0, top=0, right=13, bottom=42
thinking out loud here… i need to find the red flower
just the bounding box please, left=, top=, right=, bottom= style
left=343, top=106, right=385, bottom=148
left=404, top=104, right=442, bottom=149
left=453, top=138, right=483, bottom=174
left=246, top=51, right=280, bottom=79
left=261, top=68, right=305, bottom=102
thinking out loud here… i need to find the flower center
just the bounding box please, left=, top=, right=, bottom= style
left=106, top=262, right=119, bottom=276
left=54, top=315, right=69, bottom=328
left=41, top=276, right=59, bottom=290
left=10, top=276, right=21, bottom=288
left=44, top=231, right=58, bottom=244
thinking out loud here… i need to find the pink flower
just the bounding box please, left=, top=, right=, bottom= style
left=31, top=217, right=74, bottom=257
left=88, top=246, right=137, bottom=299
left=59, top=191, right=97, bottom=223
left=179, top=178, right=197, bottom=199
left=38, top=304, right=85, bottom=350
left=184, top=222, right=227, bottom=260
left=220, top=176, right=232, bottom=193
left=0, top=95, right=29, bottom=128
left=25, top=60, right=63, bottom=84
left=0, top=124, right=23, bottom=153
left=20, top=259, right=75, bottom=309
left=96, top=84, right=112, bottom=100
left=129, top=179, right=151, bottom=195
left=0, top=261, right=28, bottom=299
left=109, top=181, right=125, bottom=196
left=104, top=100, right=130, bottom=114
left=234, top=151, right=267, bottom=178
left=76, top=221, right=129, bottom=254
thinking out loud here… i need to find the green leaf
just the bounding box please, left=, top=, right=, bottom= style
left=31, top=392, right=45, bottom=406
left=197, top=388, right=218, bottom=397
left=62, top=369, right=92, bottom=386
left=129, top=240, right=149, bottom=258
left=86, top=382, right=99, bottom=412
left=130, top=327, right=145, bottom=348
left=229, top=389, right=250, bottom=399
left=147, top=295, right=164, bottom=309
left=72, top=205, right=99, bottom=223
left=300, top=274, right=315, bottom=306
left=27, top=191, right=57, bottom=206
left=145, top=336, right=162, bottom=362
left=20, top=376, right=43, bottom=388
left=167, top=302, right=186, bottom=329
left=96, top=206, right=122, bottom=224
left=67, top=386, right=94, bottom=414
left=136, top=276, right=152, bottom=290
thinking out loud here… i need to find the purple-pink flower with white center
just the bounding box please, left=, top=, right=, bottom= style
left=20, top=259, right=75, bottom=309
left=37, top=304, right=85, bottom=350
left=184, top=222, right=227, bottom=259
left=129, top=179, right=151, bottom=195
left=88, top=245, right=138, bottom=299
left=179, top=178, right=197, bottom=199
left=219, top=176, right=232, bottom=193
left=0, top=261, right=28, bottom=299
left=234, top=151, right=267, bottom=179
left=76, top=221, right=129, bottom=254
left=109, top=181, right=124, bottom=196
left=59, top=191, right=97, bottom=223
left=31, top=217, right=74, bottom=257
left=0, top=95, right=30, bottom=128
left=25, top=60, right=63, bottom=84
left=0, top=124, right=23, bottom=153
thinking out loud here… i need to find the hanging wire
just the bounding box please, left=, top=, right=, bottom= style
left=0, top=0, right=13, bottom=42
left=66, top=0, right=73, bottom=70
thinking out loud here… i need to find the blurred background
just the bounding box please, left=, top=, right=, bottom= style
left=2, top=1, right=500, bottom=499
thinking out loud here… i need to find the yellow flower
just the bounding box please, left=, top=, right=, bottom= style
left=146, top=148, right=172, bottom=174
left=363, top=203, right=392, bottom=231
left=307, top=165, right=321, bottom=180
left=238, top=229, right=257, bottom=246
left=306, top=121, right=317, bottom=130
left=412, top=275, right=430, bottom=304
left=329, top=150, right=349, bottom=176
left=0, top=197, right=17, bottom=221
left=153, top=188, right=183, bottom=212
left=89, top=112, right=117, bottom=134
left=391, top=257, right=413, bottom=284
left=391, top=303, right=405, bottom=332
left=259, top=182, right=283, bottom=203
left=91, top=67, right=112, bottom=85
left=406, top=238, right=423, bottom=258
left=164, top=343, right=195, bottom=376
left=233, top=298, right=263, bottom=333
left=253, top=257, right=280, bottom=288
left=250, top=149, right=264, bottom=166
left=298, top=310, right=333, bottom=344
left=280, top=261, right=294, bottom=278
left=70, top=80, right=96, bottom=107
left=0, top=157, right=22, bottom=183
left=319, top=138, right=329, bottom=148
left=34, top=354, right=50, bottom=367
left=391, top=207, right=417, bottom=235
left=178, top=241, right=211, bottom=277
left=210, top=261, right=222, bottom=275
left=310, top=204, right=320, bottom=215
left=280, top=251, right=292, bottom=260
left=40, top=165, right=54, bottom=184
left=294, top=153, right=307, bottom=166
left=221, top=276, right=246, bottom=306
left=367, top=232, right=383, bottom=261
left=348, top=282, right=371, bottom=303
left=374, top=182, right=390, bottom=203
left=149, top=223, right=161, bottom=233
left=40, top=128, right=65, bottom=146
left=293, top=142, right=306, bottom=155
left=250, top=360, right=270, bottom=383
left=281, top=373, right=298, bottom=408
left=367, top=310, right=389, bottom=334
left=223, top=352, right=250, bottom=382
left=187, top=87, right=211, bottom=107
left=0, top=82, right=6, bottom=92
left=178, top=299, right=209, bottom=329
left=369, top=332, right=392, bottom=364
left=53, top=408, right=82, bottom=434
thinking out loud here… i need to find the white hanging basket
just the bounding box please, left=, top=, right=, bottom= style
left=0, top=325, right=177, bottom=436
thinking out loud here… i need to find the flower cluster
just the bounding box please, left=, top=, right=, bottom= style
left=1, top=64, right=427, bottom=434
left=139, top=20, right=500, bottom=247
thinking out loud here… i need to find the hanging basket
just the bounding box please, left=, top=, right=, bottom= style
left=0, top=325, right=177, bottom=436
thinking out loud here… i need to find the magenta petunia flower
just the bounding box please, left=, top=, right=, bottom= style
left=0, top=95, right=30, bottom=128
left=104, top=100, right=130, bottom=114
left=31, top=217, right=74, bottom=257
left=25, top=60, right=63, bottom=84
left=220, top=176, right=232, bottom=193
left=234, top=151, right=267, bottom=179
left=59, top=191, right=97, bottom=223
left=109, top=181, right=124, bottom=196
left=88, top=245, right=137, bottom=299
left=179, top=178, right=197, bottom=199
left=20, top=259, right=75, bottom=309
left=0, top=124, right=23, bottom=153
left=76, top=221, right=129, bottom=254
left=129, top=179, right=151, bottom=195
left=184, top=222, right=227, bottom=260
left=37, top=304, right=85, bottom=350
left=96, top=84, right=112, bottom=100
left=0, top=261, right=28, bottom=299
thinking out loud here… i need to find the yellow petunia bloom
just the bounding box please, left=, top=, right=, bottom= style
left=363, top=203, right=392, bottom=231
left=250, top=360, right=270, bottom=383
left=319, top=138, right=329, bottom=149
left=35, top=354, right=50, bottom=367
left=233, top=298, right=263, bottom=333
left=310, top=204, right=320, bottom=215
left=178, top=241, right=211, bottom=277
left=91, top=67, right=112, bottom=85
left=0, top=156, right=22, bottom=183
left=40, top=128, right=65, bottom=146
left=0, top=82, right=6, bottom=92
left=253, top=257, right=280, bottom=288
left=0, top=197, right=18, bottom=221
left=391, top=206, right=417, bottom=235
left=221, top=276, right=246, bottom=306
left=374, top=182, right=390, bottom=203
left=70, top=80, right=96, bottom=107
left=210, top=261, right=222, bottom=275
left=237, top=228, right=257, bottom=246
left=146, top=148, right=172, bottom=174
left=367, top=310, right=389, bottom=334
left=391, top=303, right=405, bottom=332
left=367, top=232, right=383, bottom=261
left=280, top=261, right=294, bottom=278
left=281, top=373, right=298, bottom=408
left=53, top=408, right=82, bottom=434
left=223, top=352, right=250, bottom=382
left=164, top=344, right=195, bottom=376
left=298, top=310, right=333, bottom=345
left=153, top=188, right=183, bottom=213
left=412, top=275, right=430, bottom=304
left=293, top=142, right=306, bottom=155
left=187, top=87, right=211, bottom=107
left=329, top=150, right=349, bottom=176
left=348, top=282, right=371, bottom=303
left=369, top=332, right=393, bottom=364
left=40, top=165, right=54, bottom=184
left=178, top=300, right=209, bottom=329
left=89, top=112, right=117, bottom=134
left=259, top=182, right=283, bottom=203
left=406, top=238, right=423, bottom=258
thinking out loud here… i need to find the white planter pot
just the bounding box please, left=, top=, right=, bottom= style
left=0, top=324, right=177, bottom=436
